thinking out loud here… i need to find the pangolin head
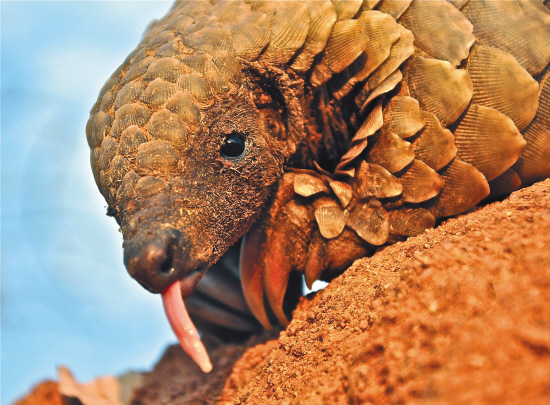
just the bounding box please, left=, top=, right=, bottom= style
left=87, top=0, right=322, bottom=371
left=87, top=5, right=304, bottom=296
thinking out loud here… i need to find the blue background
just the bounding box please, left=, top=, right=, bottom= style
left=1, top=2, right=174, bottom=403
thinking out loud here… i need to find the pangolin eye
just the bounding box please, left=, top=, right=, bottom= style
left=220, top=132, right=246, bottom=158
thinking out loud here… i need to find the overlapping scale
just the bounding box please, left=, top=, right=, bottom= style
left=389, top=208, right=436, bottom=237
left=136, top=140, right=179, bottom=173
left=143, top=57, right=187, bottom=84
left=181, top=26, right=233, bottom=54
left=447, top=0, right=470, bottom=10
left=366, top=127, right=415, bottom=173
left=376, top=0, right=412, bottom=20
left=177, top=73, right=213, bottom=103
left=320, top=19, right=369, bottom=74
left=116, top=171, right=138, bottom=207
left=118, top=126, right=147, bottom=156
left=165, top=14, right=194, bottom=33
left=88, top=112, right=113, bottom=149
left=227, top=11, right=271, bottom=60
left=398, top=159, right=444, bottom=203
left=97, top=89, right=116, bottom=113
left=488, top=168, right=522, bottom=199
left=462, top=0, right=550, bottom=76
left=314, top=197, right=349, bottom=239
left=212, top=50, right=242, bottom=85
left=353, top=11, right=401, bottom=82
left=329, top=180, right=353, bottom=208
left=383, top=95, right=425, bottom=139
left=175, top=1, right=212, bottom=21
left=294, top=173, right=330, bottom=197
left=114, top=81, right=145, bottom=110
left=90, top=148, right=101, bottom=189
left=140, top=78, right=180, bottom=108
left=405, top=56, right=473, bottom=126
left=111, top=103, right=152, bottom=138
left=513, top=70, right=550, bottom=185
left=121, top=57, right=154, bottom=85
left=389, top=208, right=435, bottom=237
left=144, top=30, right=175, bottom=53
left=366, top=23, right=414, bottom=90
left=399, top=0, right=474, bottom=66
left=205, top=70, right=230, bottom=94
left=155, top=39, right=183, bottom=59
left=291, top=0, right=337, bottom=71
left=182, top=53, right=216, bottom=75
left=165, top=91, right=201, bottom=125
left=467, top=44, right=540, bottom=131
left=211, top=1, right=250, bottom=23
left=254, top=1, right=310, bottom=63
left=354, top=161, right=403, bottom=199
left=99, top=136, right=117, bottom=171
left=411, top=111, right=456, bottom=171
left=184, top=15, right=220, bottom=35
left=337, top=100, right=383, bottom=171
left=99, top=170, right=115, bottom=204
left=347, top=199, right=389, bottom=246
left=361, top=0, right=381, bottom=11
left=428, top=159, right=490, bottom=218
left=147, top=109, right=188, bottom=148
left=360, top=69, right=403, bottom=112
left=136, top=176, right=169, bottom=197
left=331, top=0, right=362, bottom=20
left=454, top=104, right=526, bottom=181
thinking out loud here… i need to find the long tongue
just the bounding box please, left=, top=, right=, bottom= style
left=161, top=282, right=213, bottom=373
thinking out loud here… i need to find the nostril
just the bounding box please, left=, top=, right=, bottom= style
left=159, top=244, right=175, bottom=275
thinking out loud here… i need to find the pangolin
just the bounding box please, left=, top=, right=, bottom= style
left=87, top=0, right=550, bottom=372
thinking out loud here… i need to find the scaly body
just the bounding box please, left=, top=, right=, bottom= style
left=87, top=0, right=550, bottom=370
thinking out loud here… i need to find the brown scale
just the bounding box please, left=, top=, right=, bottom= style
left=87, top=0, right=550, bottom=366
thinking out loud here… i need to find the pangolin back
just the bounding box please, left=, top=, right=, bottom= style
left=87, top=0, right=550, bottom=367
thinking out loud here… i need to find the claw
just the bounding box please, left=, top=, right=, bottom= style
left=241, top=173, right=317, bottom=328
left=305, top=231, right=325, bottom=290
left=240, top=229, right=273, bottom=330
left=262, top=228, right=292, bottom=326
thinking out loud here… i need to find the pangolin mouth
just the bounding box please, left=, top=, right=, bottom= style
left=161, top=269, right=212, bottom=373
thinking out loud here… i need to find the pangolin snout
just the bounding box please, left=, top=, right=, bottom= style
left=123, top=227, right=207, bottom=294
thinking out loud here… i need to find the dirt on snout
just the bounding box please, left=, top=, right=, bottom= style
left=16, top=179, right=550, bottom=405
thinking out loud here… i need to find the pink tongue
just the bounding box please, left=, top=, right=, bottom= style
left=161, top=282, right=213, bottom=373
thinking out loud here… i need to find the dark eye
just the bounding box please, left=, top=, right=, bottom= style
left=220, top=132, right=246, bottom=158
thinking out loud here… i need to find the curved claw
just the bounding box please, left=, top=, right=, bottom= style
left=305, top=231, right=326, bottom=290
left=240, top=230, right=273, bottom=330
left=262, top=229, right=292, bottom=326
left=240, top=173, right=317, bottom=328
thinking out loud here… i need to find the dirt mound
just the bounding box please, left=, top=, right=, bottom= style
left=16, top=180, right=550, bottom=404
left=213, top=179, right=550, bottom=404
